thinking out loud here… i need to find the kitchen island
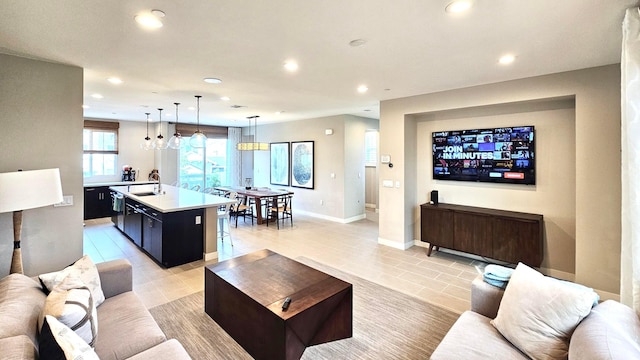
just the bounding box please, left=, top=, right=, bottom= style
left=110, top=184, right=235, bottom=267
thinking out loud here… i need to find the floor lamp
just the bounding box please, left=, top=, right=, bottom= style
left=0, top=168, right=63, bottom=274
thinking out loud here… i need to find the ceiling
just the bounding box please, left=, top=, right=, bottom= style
left=0, top=1, right=634, bottom=127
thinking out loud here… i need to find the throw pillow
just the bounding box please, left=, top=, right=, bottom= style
left=39, top=255, right=105, bottom=307
left=39, top=315, right=99, bottom=360
left=491, top=262, right=598, bottom=360
left=41, top=274, right=98, bottom=347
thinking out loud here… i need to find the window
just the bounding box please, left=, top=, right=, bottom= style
left=365, top=130, right=379, bottom=167
left=176, top=124, right=229, bottom=190
left=83, top=120, right=118, bottom=177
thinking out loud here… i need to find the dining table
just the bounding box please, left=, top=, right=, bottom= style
left=214, top=186, right=293, bottom=225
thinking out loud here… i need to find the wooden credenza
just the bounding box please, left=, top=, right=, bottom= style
left=420, top=203, right=543, bottom=267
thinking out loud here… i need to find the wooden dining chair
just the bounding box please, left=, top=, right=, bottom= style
left=230, top=193, right=254, bottom=227
left=266, top=195, right=293, bottom=229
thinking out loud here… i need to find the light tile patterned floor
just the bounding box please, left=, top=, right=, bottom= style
left=83, top=210, right=487, bottom=314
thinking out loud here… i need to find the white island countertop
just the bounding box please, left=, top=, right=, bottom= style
left=110, top=184, right=235, bottom=213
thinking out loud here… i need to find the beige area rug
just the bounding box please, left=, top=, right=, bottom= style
left=149, top=257, right=459, bottom=359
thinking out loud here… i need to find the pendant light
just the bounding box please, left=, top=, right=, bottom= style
left=190, top=95, right=207, bottom=148
left=168, top=102, right=182, bottom=149
left=237, top=115, right=269, bottom=151
left=153, top=108, right=168, bottom=150
left=140, top=112, right=154, bottom=150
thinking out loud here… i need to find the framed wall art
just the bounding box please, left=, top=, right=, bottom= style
left=291, top=141, right=314, bottom=189
left=270, top=142, right=290, bottom=186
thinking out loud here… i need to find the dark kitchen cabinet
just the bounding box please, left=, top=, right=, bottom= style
left=84, top=186, right=114, bottom=220
left=120, top=197, right=203, bottom=267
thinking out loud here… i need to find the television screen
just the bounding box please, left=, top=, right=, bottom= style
left=432, top=126, right=535, bottom=185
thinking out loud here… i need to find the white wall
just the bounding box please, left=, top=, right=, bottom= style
left=380, top=65, right=621, bottom=295
left=0, top=53, right=84, bottom=276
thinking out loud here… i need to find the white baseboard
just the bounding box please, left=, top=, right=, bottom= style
left=203, top=251, right=218, bottom=262
left=378, top=237, right=414, bottom=250
left=295, top=209, right=366, bottom=224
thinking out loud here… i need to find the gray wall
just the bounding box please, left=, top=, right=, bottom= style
left=379, top=65, right=621, bottom=297
left=0, top=53, right=84, bottom=276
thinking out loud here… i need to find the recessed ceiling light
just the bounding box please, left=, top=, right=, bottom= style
left=204, top=77, right=222, bottom=84
left=107, top=77, right=122, bottom=84
left=134, top=10, right=164, bottom=29
left=187, top=106, right=195, bottom=111
left=284, top=61, right=299, bottom=72
left=275, top=111, right=285, bottom=115
left=91, top=93, right=103, bottom=99
left=220, top=96, right=230, bottom=101
left=349, top=39, right=367, bottom=47
left=357, top=85, right=368, bottom=93
left=445, top=0, right=473, bottom=13
left=499, top=54, right=516, bottom=65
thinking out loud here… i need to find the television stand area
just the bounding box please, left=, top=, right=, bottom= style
left=420, top=203, right=543, bottom=267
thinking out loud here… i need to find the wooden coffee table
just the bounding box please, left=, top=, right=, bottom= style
left=204, top=249, right=353, bottom=360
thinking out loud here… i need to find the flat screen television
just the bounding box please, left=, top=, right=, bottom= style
left=432, top=126, right=535, bottom=185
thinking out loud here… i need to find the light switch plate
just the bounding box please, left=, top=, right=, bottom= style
left=54, top=195, right=73, bottom=207
left=382, top=180, right=393, bottom=188
left=195, top=215, right=202, bottom=224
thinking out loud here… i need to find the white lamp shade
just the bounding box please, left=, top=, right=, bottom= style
left=190, top=131, right=207, bottom=148
left=0, top=168, right=64, bottom=213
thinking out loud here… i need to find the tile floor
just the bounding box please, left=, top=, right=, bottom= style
left=83, top=210, right=487, bottom=314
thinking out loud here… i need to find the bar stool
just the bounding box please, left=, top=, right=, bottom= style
left=217, top=204, right=232, bottom=246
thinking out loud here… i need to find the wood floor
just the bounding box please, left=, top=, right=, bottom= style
left=83, top=210, right=486, bottom=314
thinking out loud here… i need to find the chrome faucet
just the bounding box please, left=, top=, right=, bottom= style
left=154, top=175, right=162, bottom=193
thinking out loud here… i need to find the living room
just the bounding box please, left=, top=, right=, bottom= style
left=1, top=1, right=638, bottom=359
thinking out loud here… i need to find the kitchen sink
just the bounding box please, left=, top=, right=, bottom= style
left=131, top=191, right=158, bottom=197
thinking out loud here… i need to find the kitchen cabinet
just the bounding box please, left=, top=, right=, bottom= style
left=124, top=199, right=142, bottom=247
left=84, top=186, right=114, bottom=220
left=122, top=197, right=203, bottom=267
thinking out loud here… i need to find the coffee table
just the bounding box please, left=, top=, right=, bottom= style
left=204, top=249, right=353, bottom=360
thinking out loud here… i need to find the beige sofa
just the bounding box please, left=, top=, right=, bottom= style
left=431, top=276, right=640, bottom=359
left=0, top=259, right=191, bottom=360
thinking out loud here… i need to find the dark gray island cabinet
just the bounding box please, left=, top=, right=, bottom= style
left=111, top=184, right=235, bottom=268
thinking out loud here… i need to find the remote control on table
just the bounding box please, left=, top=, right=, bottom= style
left=282, top=297, right=291, bottom=310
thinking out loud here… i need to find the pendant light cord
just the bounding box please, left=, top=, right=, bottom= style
left=174, top=102, right=180, bottom=136
left=145, top=112, right=151, bottom=140
left=195, top=95, right=202, bottom=132
left=157, top=108, right=164, bottom=139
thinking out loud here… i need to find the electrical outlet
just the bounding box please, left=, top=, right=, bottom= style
left=320, top=200, right=324, bottom=205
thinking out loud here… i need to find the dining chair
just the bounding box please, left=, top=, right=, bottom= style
left=191, top=184, right=201, bottom=192
left=230, top=193, right=254, bottom=227
left=266, top=194, right=293, bottom=229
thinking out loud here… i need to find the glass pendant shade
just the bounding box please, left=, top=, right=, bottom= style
left=140, top=112, right=155, bottom=150
left=190, top=95, right=207, bottom=148
left=168, top=102, right=182, bottom=149
left=153, top=108, right=169, bottom=150
left=190, top=131, right=207, bottom=148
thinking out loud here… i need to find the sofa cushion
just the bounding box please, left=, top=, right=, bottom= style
left=0, top=273, right=47, bottom=346
left=491, top=262, right=598, bottom=360
left=0, top=335, right=38, bottom=360
left=94, top=291, right=166, bottom=360
left=568, top=300, right=640, bottom=359
left=126, top=339, right=192, bottom=360
left=39, top=255, right=105, bottom=307
left=41, top=274, right=98, bottom=347
left=431, top=311, right=528, bottom=360
left=39, top=315, right=99, bottom=360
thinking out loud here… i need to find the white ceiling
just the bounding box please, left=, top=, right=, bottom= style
left=0, top=1, right=634, bottom=127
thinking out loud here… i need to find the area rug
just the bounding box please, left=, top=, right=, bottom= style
left=149, top=257, right=459, bottom=359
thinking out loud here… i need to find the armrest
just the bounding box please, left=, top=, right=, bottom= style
left=470, top=275, right=505, bottom=319
left=96, top=259, right=133, bottom=299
